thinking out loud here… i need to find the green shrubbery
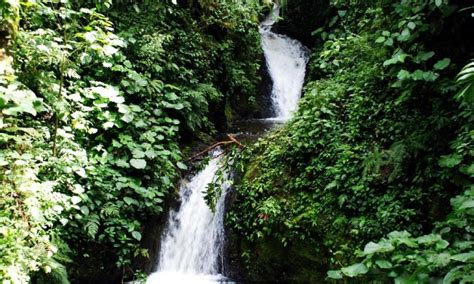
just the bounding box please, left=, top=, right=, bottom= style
left=228, top=0, right=473, bottom=281
left=0, top=0, right=263, bottom=282
left=2, top=0, right=472, bottom=282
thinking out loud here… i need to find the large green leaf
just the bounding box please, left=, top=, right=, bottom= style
left=434, top=58, right=451, bottom=70
left=130, top=158, right=147, bottom=169
left=376, top=260, right=393, bottom=269
left=451, top=252, right=474, bottom=263
left=439, top=154, right=462, bottom=168
left=131, top=231, right=142, bottom=241
left=327, top=270, right=343, bottom=279
left=341, top=263, right=369, bottom=277
left=363, top=241, right=395, bottom=255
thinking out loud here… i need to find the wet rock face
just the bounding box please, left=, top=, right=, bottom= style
left=221, top=187, right=246, bottom=281
left=130, top=193, right=181, bottom=279
left=222, top=56, right=274, bottom=123
left=273, top=0, right=331, bottom=48
left=133, top=215, right=168, bottom=274
left=255, top=57, right=276, bottom=119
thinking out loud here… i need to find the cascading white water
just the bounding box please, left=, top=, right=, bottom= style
left=260, top=6, right=309, bottom=120
left=147, top=152, right=231, bottom=284
left=147, top=6, right=308, bottom=284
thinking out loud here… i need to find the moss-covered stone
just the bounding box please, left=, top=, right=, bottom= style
left=274, top=0, right=331, bottom=47
left=234, top=237, right=329, bottom=282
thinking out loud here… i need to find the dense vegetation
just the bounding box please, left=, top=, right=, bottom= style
left=0, top=0, right=262, bottom=282
left=1, top=0, right=473, bottom=283
left=227, top=0, right=474, bottom=282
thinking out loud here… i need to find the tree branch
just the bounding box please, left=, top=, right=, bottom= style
left=186, top=135, right=244, bottom=161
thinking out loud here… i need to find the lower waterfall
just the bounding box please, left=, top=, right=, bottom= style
left=147, top=152, right=231, bottom=283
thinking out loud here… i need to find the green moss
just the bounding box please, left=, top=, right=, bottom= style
left=224, top=101, right=234, bottom=128
left=240, top=237, right=328, bottom=282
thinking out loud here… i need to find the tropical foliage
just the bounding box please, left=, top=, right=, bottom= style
left=0, top=0, right=263, bottom=282
left=1, top=0, right=473, bottom=283
left=227, top=0, right=473, bottom=281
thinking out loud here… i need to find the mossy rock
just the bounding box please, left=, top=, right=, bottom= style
left=274, top=0, right=331, bottom=47
left=241, top=237, right=329, bottom=282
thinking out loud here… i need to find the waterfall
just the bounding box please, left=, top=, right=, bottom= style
left=147, top=152, right=231, bottom=284
left=147, top=6, right=308, bottom=284
left=260, top=5, right=309, bottom=120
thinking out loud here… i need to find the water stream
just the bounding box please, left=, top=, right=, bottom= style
left=147, top=6, right=308, bottom=283
left=147, top=152, right=231, bottom=283
left=260, top=6, right=309, bottom=120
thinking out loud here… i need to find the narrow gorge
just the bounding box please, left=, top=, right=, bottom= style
left=146, top=6, right=309, bottom=282
left=1, top=1, right=472, bottom=283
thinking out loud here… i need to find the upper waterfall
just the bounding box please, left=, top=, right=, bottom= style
left=260, top=6, right=309, bottom=120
